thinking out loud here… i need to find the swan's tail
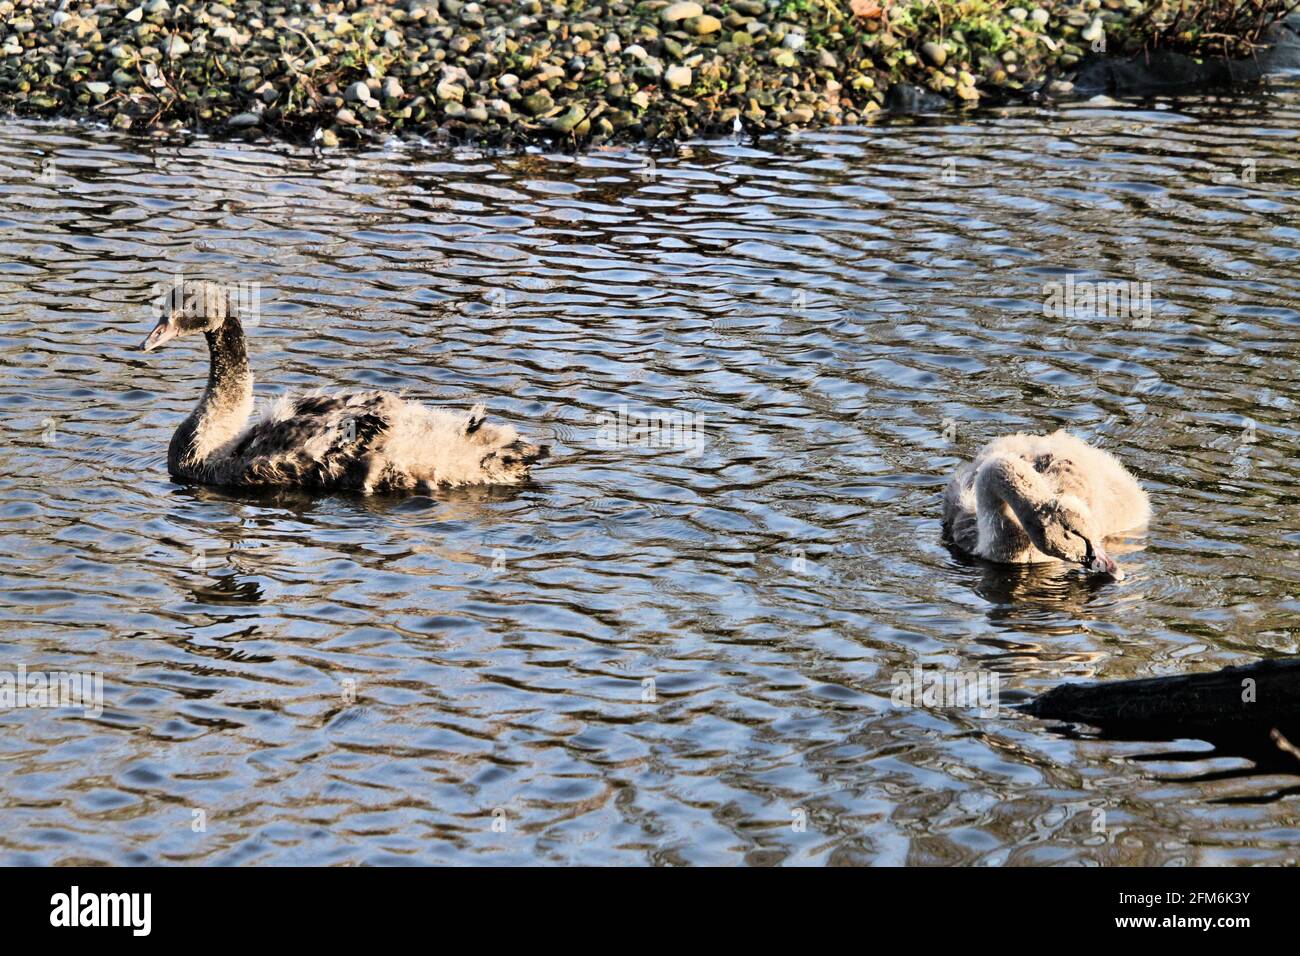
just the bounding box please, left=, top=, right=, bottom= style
left=478, top=435, right=549, bottom=485
left=381, top=401, right=548, bottom=488
left=461, top=402, right=548, bottom=485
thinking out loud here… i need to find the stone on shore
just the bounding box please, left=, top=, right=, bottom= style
left=522, top=90, right=554, bottom=116
left=685, top=15, right=722, bottom=35
left=0, top=0, right=1283, bottom=149
left=664, top=65, right=692, bottom=90
left=345, top=82, right=375, bottom=105
left=662, top=2, right=704, bottom=23
left=920, top=41, right=947, bottom=68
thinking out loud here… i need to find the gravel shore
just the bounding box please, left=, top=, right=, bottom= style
left=0, top=0, right=1292, bottom=147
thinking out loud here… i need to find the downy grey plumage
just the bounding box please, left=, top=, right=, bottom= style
left=141, top=280, right=547, bottom=493
left=942, top=430, right=1149, bottom=577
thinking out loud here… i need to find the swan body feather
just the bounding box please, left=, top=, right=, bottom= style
left=943, top=430, right=1149, bottom=567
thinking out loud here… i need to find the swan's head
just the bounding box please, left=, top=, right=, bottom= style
left=140, top=280, right=230, bottom=351
left=1029, top=494, right=1119, bottom=577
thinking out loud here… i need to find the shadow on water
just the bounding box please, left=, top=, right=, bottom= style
left=1025, top=656, right=1300, bottom=804
left=947, top=547, right=1121, bottom=624
left=1045, top=725, right=1300, bottom=805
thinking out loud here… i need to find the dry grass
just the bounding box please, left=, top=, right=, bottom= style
left=1141, top=0, right=1300, bottom=58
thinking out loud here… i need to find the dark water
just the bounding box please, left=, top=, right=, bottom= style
left=1, top=82, right=1299, bottom=865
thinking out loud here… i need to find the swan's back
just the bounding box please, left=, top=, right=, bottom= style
left=218, top=390, right=545, bottom=492
left=1019, top=430, right=1149, bottom=533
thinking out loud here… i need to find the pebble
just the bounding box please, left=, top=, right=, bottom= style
left=344, top=81, right=374, bottom=104
left=920, top=41, right=947, bottom=67
left=664, top=65, right=692, bottom=89
left=661, top=2, right=703, bottom=23
left=162, top=35, right=190, bottom=58
left=548, top=105, right=587, bottom=133
left=522, top=90, right=554, bottom=115
left=685, top=15, right=721, bottom=36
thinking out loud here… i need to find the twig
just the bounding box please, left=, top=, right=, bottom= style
left=1271, top=728, right=1300, bottom=761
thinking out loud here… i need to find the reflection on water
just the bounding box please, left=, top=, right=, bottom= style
left=1, top=81, right=1299, bottom=864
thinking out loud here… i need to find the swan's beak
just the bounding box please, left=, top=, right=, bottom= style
left=1086, top=545, right=1122, bottom=580
left=140, top=316, right=178, bottom=352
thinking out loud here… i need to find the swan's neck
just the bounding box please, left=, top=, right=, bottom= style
left=974, top=456, right=1049, bottom=559
left=169, top=317, right=253, bottom=477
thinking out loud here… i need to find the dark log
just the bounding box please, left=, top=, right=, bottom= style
left=1019, top=657, right=1300, bottom=744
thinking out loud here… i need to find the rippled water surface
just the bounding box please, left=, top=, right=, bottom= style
left=2, top=83, right=1300, bottom=865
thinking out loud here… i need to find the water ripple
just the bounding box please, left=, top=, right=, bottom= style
left=2, top=80, right=1300, bottom=864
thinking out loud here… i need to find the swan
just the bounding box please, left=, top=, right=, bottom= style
left=942, top=430, right=1149, bottom=578
left=139, top=280, right=547, bottom=493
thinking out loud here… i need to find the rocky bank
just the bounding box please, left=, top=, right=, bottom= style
left=0, top=0, right=1295, bottom=147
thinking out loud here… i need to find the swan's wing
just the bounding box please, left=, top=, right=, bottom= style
left=943, top=462, right=980, bottom=553
left=1030, top=451, right=1084, bottom=491
left=229, top=391, right=394, bottom=489
left=1032, top=449, right=1107, bottom=513
left=1033, top=439, right=1150, bottom=535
